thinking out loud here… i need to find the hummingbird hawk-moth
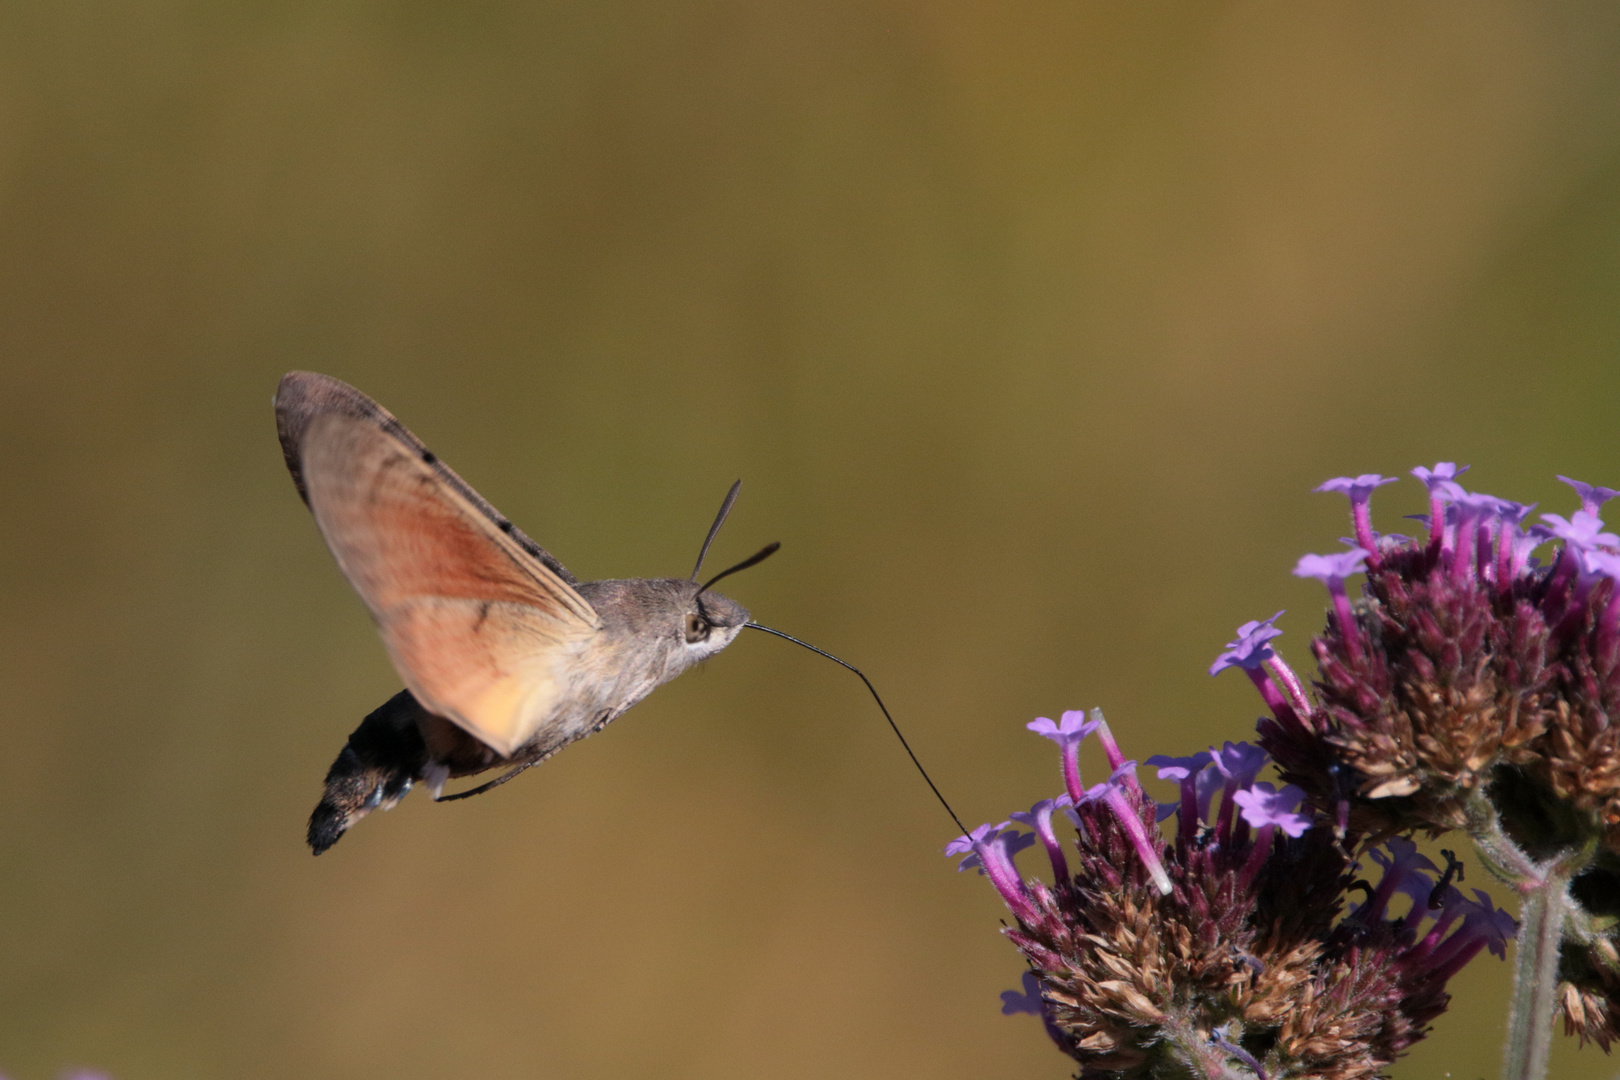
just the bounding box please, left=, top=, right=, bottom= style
left=275, top=372, right=775, bottom=854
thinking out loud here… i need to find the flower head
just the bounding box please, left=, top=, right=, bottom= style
left=1238, top=465, right=1620, bottom=1049
left=953, top=716, right=1509, bottom=1078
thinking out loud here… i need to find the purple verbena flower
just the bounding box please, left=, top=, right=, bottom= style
left=1294, top=549, right=1370, bottom=584
left=1317, top=474, right=1397, bottom=559
left=1208, top=611, right=1284, bottom=675
left=1010, top=795, right=1075, bottom=882
left=1488, top=500, right=1540, bottom=587
left=1205, top=740, right=1270, bottom=842
left=1445, top=489, right=1506, bottom=583
left=1027, top=710, right=1098, bottom=806
left=1210, top=741, right=1269, bottom=790
left=1210, top=611, right=1311, bottom=721
left=954, top=695, right=1518, bottom=1076
left=1232, top=782, right=1311, bottom=838
left=1407, top=887, right=1518, bottom=982
left=1294, top=549, right=1369, bottom=662
left=1354, top=838, right=1439, bottom=924
left=1412, top=463, right=1470, bottom=553
left=1539, top=510, right=1619, bottom=554
left=1538, top=510, right=1620, bottom=606
left=946, top=823, right=1038, bottom=922
left=1583, top=547, right=1620, bottom=582
left=999, top=971, right=1079, bottom=1056
left=1000, top=970, right=1045, bottom=1016
left=1559, top=475, right=1620, bottom=517
left=1147, top=750, right=1215, bottom=840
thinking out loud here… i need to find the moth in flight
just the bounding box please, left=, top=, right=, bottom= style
left=275, top=372, right=775, bottom=853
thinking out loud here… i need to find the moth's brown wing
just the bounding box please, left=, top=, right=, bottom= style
left=275, top=370, right=580, bottom=586
left=282, top=394, right=601, bottom=758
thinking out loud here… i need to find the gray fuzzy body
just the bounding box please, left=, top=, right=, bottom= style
left=307, top=577, right=748, bottom=854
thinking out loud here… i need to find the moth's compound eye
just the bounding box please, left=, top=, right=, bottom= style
left=684, top=612, right=710, bottom=644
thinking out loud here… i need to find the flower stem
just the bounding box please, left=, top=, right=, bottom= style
left=1501, top=870, right=1570, bottom=1080
left=1462, top=791, right=1595, bottom=1080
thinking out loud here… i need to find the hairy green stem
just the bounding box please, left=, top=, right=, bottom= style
left=1501, top=869, right=1570, bottom=1080
left=1464, top=792, right=1541, bottom=886
left=1463, top=790, right=1596, bottom=1080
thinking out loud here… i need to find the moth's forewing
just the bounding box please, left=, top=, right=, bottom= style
left=281, top=382, right=600, bottom=757
left=275, top=370, right=580, bottom=586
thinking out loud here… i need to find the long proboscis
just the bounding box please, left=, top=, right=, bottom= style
left=744, top=622, right=967, bottom=836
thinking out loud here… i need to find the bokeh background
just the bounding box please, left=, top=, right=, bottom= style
left=3, top=3, right=1620, bottom=1078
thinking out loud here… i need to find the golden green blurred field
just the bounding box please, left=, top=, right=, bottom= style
left=4, top=3, right=1620, bottom=1078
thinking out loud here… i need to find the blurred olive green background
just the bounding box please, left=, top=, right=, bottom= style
left=4, top=3, right=1620, bottom=1078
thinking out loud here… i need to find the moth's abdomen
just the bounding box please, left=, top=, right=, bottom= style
left=307, top=690, right=432, bottom=854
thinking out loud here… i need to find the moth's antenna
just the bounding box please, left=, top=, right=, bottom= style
left=691, top=480, right=743, bottom=582
left=744, top=622, right=968, bottom=836
left=697, top=542, right=780, bottom=597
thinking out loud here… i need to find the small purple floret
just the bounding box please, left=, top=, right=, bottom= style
left=1207, top=741, right=1270, bottom=840
left=1147, top=752, right=1213, bottom=783
left=1316, top=474, right=1398, bottom=497
left=945, top=821, right=999, bottom=861
left=1582, top=548, right=1620, bottom=581
left=1295, top=550, right=1369, bottom=660
left=1294, top=550, right=1369, bottom=583
left=1559, top=476, right=1620, bottom=517
left=1356, top=838, right=1439, bottom=923
left=1413, top=464, right=1469, bottom=550
left=1210, top=741, right=1269, bottom=789
left=1414, top=888, right=1518, bottom=980
left=1318, top=474, right=1396, bottom=556
left=947, top=823, right=1038, bottom=922
left=1412, top=462, right=1469, bottom=487
left=1539, top=510, right=1619, bottom=553
left=1208, top=611, right=1284, bottom=676
left=1010, top=795, right=1076, bottom=882
left=1000, top=971, right=1045, bottom=1016
left=1232, top=782, right=1311, bottom=838
left=1147, top=750, right=1214, bottom=839
left=1028, top=710, right=1099, bottom=805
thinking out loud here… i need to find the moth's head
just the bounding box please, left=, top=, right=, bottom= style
left=680, top=585, right=750, bottom=661
left=672, top=479, right=778, bottom=662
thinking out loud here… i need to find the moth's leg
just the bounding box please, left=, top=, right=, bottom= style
left=434, top=710, right=615, bottom=802
left=421, top=762, right=451, bottom=800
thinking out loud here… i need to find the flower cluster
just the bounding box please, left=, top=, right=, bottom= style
left=947, top=712, right=1513, bottom=1079
left=1242, top=468, right=1620, bottom=1049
